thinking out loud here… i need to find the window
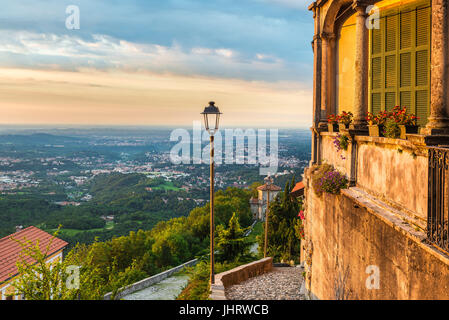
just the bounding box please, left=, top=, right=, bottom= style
left=369, top=1, right=430, bottom=126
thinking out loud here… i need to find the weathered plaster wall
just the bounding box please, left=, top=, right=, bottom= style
left=304, top=183, right=449, bottom=300
left=356, top=137, right=428, bottom=221
left=337, top=14, right=356, bottom=114
left=320, top=133, right=428, bottom=223
left=320, top=133, right=350, bottom=174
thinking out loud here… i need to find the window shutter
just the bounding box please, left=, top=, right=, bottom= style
left=400, top=52, right=411, bottom=87
left=385, top=55, right=396, bottom=88
left=368, top=1, right=430, bottom=126
left=400, top=91, right=411, bottom=108
left=372, top=57, right=382, bottom=89
left=385, top=92, right=396, bottom=111
left=416, top=50, right=428, bottom=86
left=385, top=15, right=397, bottom=52
left=372, top=93, right=381, bottom=115
left=372, top=27, right=382, bottom=55
left=416, top=6, right=429, bottom=47
left=400, top=10, right=412, bottom=49
left=416, top=90, right=428, bottom=126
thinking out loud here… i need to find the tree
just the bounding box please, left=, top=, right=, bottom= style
left=257, top=179, right=302, bottom=262
left=12, top=233, right=71, bottom=300
left=216, top=212, right=251, bottom=263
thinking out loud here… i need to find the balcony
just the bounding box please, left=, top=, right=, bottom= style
left=315, top=130, right=449, bottom=251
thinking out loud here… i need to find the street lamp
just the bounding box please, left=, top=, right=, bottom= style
left=264, top=175, right=273, bottom=258
left=201, top=101, right=222, bottom=285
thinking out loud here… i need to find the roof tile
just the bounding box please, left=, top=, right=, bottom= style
left=0, top=226, right=68, bottom=282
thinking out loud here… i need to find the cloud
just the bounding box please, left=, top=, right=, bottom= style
left=0, top=0, right=314, bottom=82
left=261, top=0, right=312, bottom=9
left=0, top=30, right=311, bottom=83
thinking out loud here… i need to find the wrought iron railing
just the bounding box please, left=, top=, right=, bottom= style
left=428, top=147, right=449, bottom=251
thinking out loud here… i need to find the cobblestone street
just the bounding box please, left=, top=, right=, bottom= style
left=225, top=266, right=305, bottom=300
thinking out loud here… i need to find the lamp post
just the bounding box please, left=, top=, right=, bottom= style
left=201, top=101, right=222, bottom=285
left=264, top=175, right=273, bottom=258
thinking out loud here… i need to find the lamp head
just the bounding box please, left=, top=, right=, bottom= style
left=201, top=101, right=222, bottom=135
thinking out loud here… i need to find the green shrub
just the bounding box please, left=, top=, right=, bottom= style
left=383, top=119, right=401, bottom=139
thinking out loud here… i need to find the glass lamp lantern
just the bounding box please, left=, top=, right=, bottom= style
left=201, top=101, right=222, bottom=135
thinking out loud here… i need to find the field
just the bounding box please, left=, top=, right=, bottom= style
left=46, top=221, right=115, bottom=237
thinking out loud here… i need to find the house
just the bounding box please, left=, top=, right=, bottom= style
left=303, top=0, right=449, bottom=299
left=249, top=178, right=281, bottom=220
left=290, top=181, right=305, bottom=199
left=0, top=226, right=68, bottom=300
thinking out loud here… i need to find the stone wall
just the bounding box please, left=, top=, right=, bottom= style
left=355, top=136, right=428, bottom=222
left=319, top=133, right=428, bottom=226
left=303, top=178, right=449, bottom=300
left=104, top=258, right=198, bottom=300
left=210, top=257, right=273, bottom=300
left=320, top=133, right=349, bottom=175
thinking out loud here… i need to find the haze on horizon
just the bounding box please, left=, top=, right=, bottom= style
left=0, top=0, right=314, bottom=128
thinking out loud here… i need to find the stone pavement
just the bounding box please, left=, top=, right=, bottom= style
left=225, top=266, right=306, bottom=300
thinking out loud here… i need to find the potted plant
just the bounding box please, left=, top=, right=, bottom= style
left=383, top=118, right=401, bottom=139
left=327, top=114, right=339, bottom=132
left=337, top=111, right=353, bottom=131
left=391, top=106, right=419, bottom=139
left=366, top=110, right=390, bottom=137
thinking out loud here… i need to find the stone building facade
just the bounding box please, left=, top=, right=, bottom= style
left=249, top=182, right=281, bottom=221
left=304, top=0, right=449, bottom=299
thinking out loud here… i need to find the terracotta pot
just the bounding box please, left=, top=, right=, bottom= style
left=338, top=123, right=350, bottom=131
left=328, top=123, right=339, bottom=132
left=368, top=125, right=384, bottom=137
left=399, top=125, right=418, bottom=139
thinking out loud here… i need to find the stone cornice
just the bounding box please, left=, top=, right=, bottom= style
left=308, top=2, right=317, bottom=11
left=352, top=0, right=370, bottom=11
left=320, top=32, right=335, bottom=41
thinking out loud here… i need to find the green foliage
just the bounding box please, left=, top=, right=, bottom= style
left=11, top=184, right=255, bottom=300
left=383, top=119, right=401, bottom=139
left=249, top=182, right=262, bottom=198
left=338, top=134, right=349, bottom=151
left=257, top=180, right=302, bottom=263
left=176, top=259, right=247, bottom=300
left=12, top=228, right=71, bottom=300
left=185, top=187, right=253, bottom=240
left=177, top=260, right=211, bottom=300
left=246, top=221, right=263, bottom=244
left=216, top=213, right=251, bottom=263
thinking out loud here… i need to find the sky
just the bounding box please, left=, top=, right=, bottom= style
left=0, top=0, right=314, bottom=128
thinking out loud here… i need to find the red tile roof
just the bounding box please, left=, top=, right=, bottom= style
left=0, top=226, right=68, bottom=283
left=290, top=181, right=305, bottom=196
left=257, top=184, right=282, bottom=191
left=291, top=181, right=304, bottom=193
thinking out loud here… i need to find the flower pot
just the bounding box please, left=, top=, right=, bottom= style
left=338, top=123, right=350, bottom=131
left=328, top=123, right=339, bottom=132
left=399, top=125, right=419, bottom=139
left=368, top=125, right=384, bottom=137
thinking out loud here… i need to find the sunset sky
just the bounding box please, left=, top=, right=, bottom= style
left=0, top=0, right=314, bottom=128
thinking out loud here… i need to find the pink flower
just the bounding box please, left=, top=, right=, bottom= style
left=298, top=210, right=305, bottom=220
